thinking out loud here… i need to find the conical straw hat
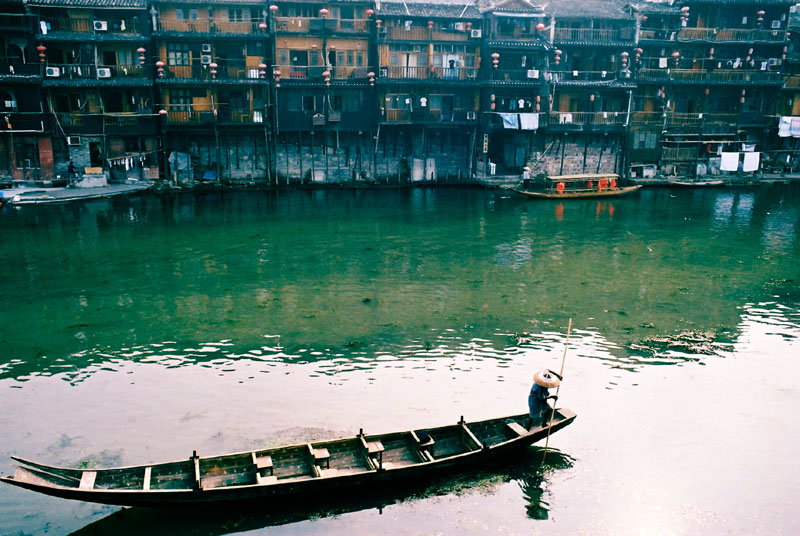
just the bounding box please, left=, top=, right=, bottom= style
left=533, top=369, right=560, bottom=389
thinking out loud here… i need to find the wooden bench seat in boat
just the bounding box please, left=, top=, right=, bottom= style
left=411, top=431, right=435, bottom=461
left=506, top=422, right=529, bottom=437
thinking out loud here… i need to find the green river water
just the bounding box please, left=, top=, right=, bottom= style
left=0, top=186, right=798, bottom=535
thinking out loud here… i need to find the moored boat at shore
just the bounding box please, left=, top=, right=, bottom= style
left=511, top=173, right=641, bottom=199
left=1, top=410, right=576, bottom=507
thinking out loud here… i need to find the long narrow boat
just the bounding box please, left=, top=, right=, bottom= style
left=1, top=410, right=575, bottom=507
left=511, top=185, right=641, bottom=199
left=510, top=173, right=642, bottom=200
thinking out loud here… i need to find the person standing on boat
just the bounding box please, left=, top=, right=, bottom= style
left=527, top=369, right=562, bottom=430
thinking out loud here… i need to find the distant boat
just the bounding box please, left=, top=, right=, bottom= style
left=1, top=410, right=576, bottom=507
left=511, top=173, right=642, bottom=199
left=667, top=179, right=725, bottom=187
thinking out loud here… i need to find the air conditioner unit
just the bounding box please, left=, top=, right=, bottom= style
left=96, top=67, right=112, bottom=78
left=527, top=69, right=539, bottom=79
left=769, top=57, right=781, bottom=66
left=466, top=111, right=476, bottom=120
left=201, top=55, right=212, bottom=65
left=771, top=20, right=781, bottom=29
left=202, top=43, right=212, bottom=53
left=93, top=20, right=108, bottom=31
left=67, top=136, right=81, bottom=146
left=45, top=66, right=60, bottom=77
left=470, top=29, right=482, bottom=38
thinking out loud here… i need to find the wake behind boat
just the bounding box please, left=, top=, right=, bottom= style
left=1, top=410, right=575, bottom=507
left=511, top=173, right=641, bottom=199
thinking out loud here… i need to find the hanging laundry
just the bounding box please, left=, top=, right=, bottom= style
left=519, top=113, right=539, bottom=130
left=720, top=152, right=740, bottom=171
left=778, top=116, right=791, bottom=137
left=658, top=57, right=668, bottom=68
left=498, top=113, right=519, bottom=129
left=791, top=117, right=800, bottom=137
left=742, top=152, right=760, bottom=172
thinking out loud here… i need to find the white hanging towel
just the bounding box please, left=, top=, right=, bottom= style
left=742, top=152, right=760, bottom=172
left=519, top=113, right=539, bottom=130
left=658, top=57, right=668, bottom=68
left=720, top=152, right=740, bottom=171
left=778, top=116, right=791, bottom=137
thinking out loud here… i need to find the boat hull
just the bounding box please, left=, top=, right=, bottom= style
left=2, top=410, right=576, bottom=507
left=511, top=185, right=642, bottom=199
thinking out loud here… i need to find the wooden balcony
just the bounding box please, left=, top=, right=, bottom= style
left=274, top=17, right=367, bottom=34
left=551, top=70, right=626, bottom=84
left=677, top=27, right=787, bottom=43
left=491, top=69, right=546, bottom=82
left=39, top=16, right=142, bottom=35
left=386, top=26, right=429, bottom=40
left=553, top=28, right=629, bottom=43
left=431, top=29, right=469, bottom=42
left=0, top=112, right=45, bottom=132
left=637, top=68, right=784, bottom=85
left=632, top=112, right=742, bottom=127
left=166, top=108, right=263, bottom=124
left=0, top=13, right=30, bottom=31
left=378, top=66, right=478, bottom=81
left=549, top=111, right=626, bottom=126
left=0, top=63, right=41, bottom=77
left=382, top=108, right=477, bottom=123
left=157, top=18, right=267, bottom=34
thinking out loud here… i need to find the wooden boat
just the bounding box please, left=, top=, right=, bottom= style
left=1, top=410, right=576, bottom=507
left=667, top=179, right=725, bottom=187
left=511, top=173, right=642, bottom=199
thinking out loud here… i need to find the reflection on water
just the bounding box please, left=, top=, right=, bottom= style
left=1, top=186, right=799, bottom=535
left=69, top=448, right=574, bottom=536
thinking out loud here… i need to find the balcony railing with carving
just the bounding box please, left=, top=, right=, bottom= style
left=637, top=68, right=784, bottom=84
left=158, top=18, right=267, bottom=34
left=39, top=16, right=142, bottom=35
left=492, top=68, right=546, bottom=82
left=166, top=108, right=264, bottom=123
left=551, top=70, right=625, bottom=83
left=0, top=63, right=42, bottom=76
left=631, top=111, right=739, bottom=126
left=553, top=28, right=629, bottom=43
left=676, top=27, right=787, bottom=42
left=274, top=17, right=367, bottom=34
left=549, top=111, right=626, bottom=125
left=383, top=108, right=477, bottom=123
left=379, top=65, right=478, bottom=81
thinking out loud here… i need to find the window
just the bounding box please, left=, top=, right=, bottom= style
left=14, top=137, right=39, bottom=168
left=633, top=132, right=658, bottom=150
left=167, top=43, right=190, bottom=66
left=302, top=96, right=316, bottom=111
left=228, top=9, right=250, bottom=22
left=176, top=9, right=198, bottom=21
left=386, top=95, right=411, bottom=110
left=332, top=93, right=361, bottom=111
left=170, top=89, right=192, bottom=111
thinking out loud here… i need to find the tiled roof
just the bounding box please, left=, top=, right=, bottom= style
left=490, top=0, right=545, bottom=14
left=626, top=2, right=681, bottom=15
left=545, top=0, right=632, bottom=20
left=28, top=0, right=147, bottom=7
left=379, top=1, right=482, bottom=19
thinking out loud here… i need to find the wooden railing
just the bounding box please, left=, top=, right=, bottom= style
left=158, top=18, right=266, bottom=34
left=379, top=65, right=477, bottom=81
left=274, top=16, right=368, bottom=33
left=553, top=28, right=626, bottom=43
left=382, top=109, right=476, bottom=123
left=431, top=29, right=468, bottom=41
left=637, top=68, right=784, bottom=84
left=551, top=70, right=620, bottom=83
left=549, top=111, right=626, bottom=125
left=633, top=112, right=741, bottom=126
left=676, top=27, right=787, bottom=42
left=386, top=26, right=429, bottom=40
left=384, top=109, right=410, bottom=122
left=163, top=61, right=262, bottom=80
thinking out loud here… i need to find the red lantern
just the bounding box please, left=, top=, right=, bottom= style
left=158, top=109, right=168, bottom=116
left=366, top=8, right=374, bottom=17
left=209, top=62, right=217, bottom=79
left=269, top=5, right=278, bottom=13
left=259, top=22, right=267, bottom=30
left=258, top=63, right=267, bottom=78
left=319, top=8, right=328, bottom=17
left=428, top=21, right=434, bottom=30
left=536, top=23, right=545, bottom=32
